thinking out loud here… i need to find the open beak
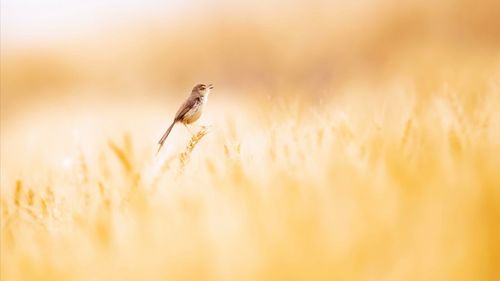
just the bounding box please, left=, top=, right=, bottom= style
left=208, top=84, right=214, bottom=89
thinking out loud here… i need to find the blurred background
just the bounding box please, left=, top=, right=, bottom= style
left=2, top=0, right=500, bottom=114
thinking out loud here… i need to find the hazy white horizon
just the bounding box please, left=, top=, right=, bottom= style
left=0, top=0, right=194, bottom=46
left=1, top=0, right=377, bottom=48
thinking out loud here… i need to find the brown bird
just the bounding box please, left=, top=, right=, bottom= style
left=157, top=83, right=213, bottom=153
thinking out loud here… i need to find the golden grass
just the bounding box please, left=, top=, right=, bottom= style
left=179, top=127, right=209, bottom=171
left=1, top=73, right=499, bottom=281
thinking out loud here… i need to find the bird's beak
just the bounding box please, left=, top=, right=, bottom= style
left=208, top=84, right=214, bottom=89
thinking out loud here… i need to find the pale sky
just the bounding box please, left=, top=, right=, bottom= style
left=0, top=0, right=377, bottom=47
left=1, top=0, right=192, bottom=44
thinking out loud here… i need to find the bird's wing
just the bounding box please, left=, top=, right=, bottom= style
left=174, top=96, right=198, bottom=121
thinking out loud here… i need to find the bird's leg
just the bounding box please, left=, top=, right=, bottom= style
left=183, top=123, right=195, bottom=136
left=192, top=124, right=212, bottom=134
left=192, top=124, right=206, bottom=131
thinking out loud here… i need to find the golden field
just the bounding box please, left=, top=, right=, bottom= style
left=1, top=1, right=500, bottom=280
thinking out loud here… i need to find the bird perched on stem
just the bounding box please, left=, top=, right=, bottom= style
left=157, top=83, right=213, bottom=153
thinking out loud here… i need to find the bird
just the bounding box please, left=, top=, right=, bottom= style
left=157, top=83, right=213, bottom=153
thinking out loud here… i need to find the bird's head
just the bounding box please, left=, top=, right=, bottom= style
left=193, top=83, right=213, bottom=96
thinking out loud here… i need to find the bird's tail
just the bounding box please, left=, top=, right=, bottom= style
left=157, top=122, right=176, bottom=154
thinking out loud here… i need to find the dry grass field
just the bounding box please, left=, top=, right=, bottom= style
left=1, top=1, right=500, bottom=280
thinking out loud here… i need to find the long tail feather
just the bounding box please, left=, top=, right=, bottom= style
left=157, top=122, right=176, bottom=154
